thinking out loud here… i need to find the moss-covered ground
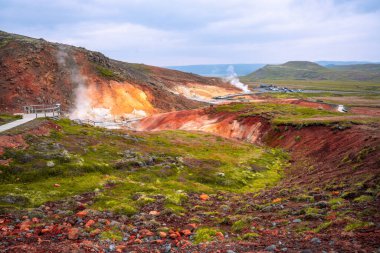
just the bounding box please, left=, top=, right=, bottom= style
left=0, top=113, right=22, bottom=126
left=0, top=119, right=289, bottom=212
left=215, top=102, right=379, bottom=125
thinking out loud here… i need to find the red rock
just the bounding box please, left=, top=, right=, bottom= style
left=200, top=193, right=209, bottom=201
left=272, top=198, right=282, bottom=203
left=155, top=239, right=164, bottom=244
left=169, top=233, right=178, bottom=239
left=140, top=228, right=153, bottom=237
left=85, top=219, right=95, bottom=227
left=216, top=231, right=224, bottom=240
left=181, top=229, right=192, bottom=236
left=68, top=227, right=79, bottom=240
left=32, top=217, right=39, bottom=223
left=41, top=228, right=50, bottom=233
left=185, top=223, right=197, bottom=231
left=53, top=183, right=61, bottom=188
left=76, top=210, right=88, bottom=218
left=116, top=245, right=127, bottom=252
left=149, top=210, right=160, bottom=216
left=134, top=239, right=142, bottom=244
left=20, top=221, right=31, bottom=231
left=159, top=231, right=167, bottom=238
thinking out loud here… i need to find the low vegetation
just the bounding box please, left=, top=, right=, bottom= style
left=0, top=113, right=22, bottom=126
left=0, top=119, right=289, bottom=211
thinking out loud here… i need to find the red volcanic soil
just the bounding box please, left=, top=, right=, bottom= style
left=133, top=108, right=270, bottom=143
left=350, top=106, right=380, bottom=116
left=134, top=105, right=380, bottom=188
left=0, top=31, right=238, bottom=114
left=267, top=124, right=380, bottom=186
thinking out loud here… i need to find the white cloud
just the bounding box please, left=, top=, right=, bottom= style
left=1, top=0, right=379, bottom=65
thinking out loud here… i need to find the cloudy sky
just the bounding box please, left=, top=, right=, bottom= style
left=1, top=0, right=379, bottom=66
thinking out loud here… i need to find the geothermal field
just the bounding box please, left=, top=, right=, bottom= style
left=0, top=26, right=380, bottom=253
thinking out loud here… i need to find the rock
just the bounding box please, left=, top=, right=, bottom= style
left=200, top=193, right=209, bottom=201
left=164, top=243, right=171, bottom=253
left=216, top=231, right=224, bottom=240
left=149, top=210, right=160, bottom=216
left=184, top=223, right=197, bottom=231
left=109, top=244, right=116, bottom=251
left=76, top=210, right=88, bottom=218
left=85, top=219, right=95, bottom=227
left=311, top=237, right=321, bottom=244
left=265, top=245, right=277, bottom=252
left=169, top=233, right=178, bottom=239
left=68, top=227, right=79, bottom=240
left=300, top=250, right=312, bottom=253
left=281, top=248, right=288, bottom=252
left=159, top=232, right=167, bottom=238
left=315, top=201, right=328, bottom=208
left=227, top=250, right=237, bottom=253
left=0, top=195, right=30, bottom=206
left=181, top=229, right=191, bottom=236
left=292, top=219, right=302, bottom=223
left=53, top=184, right=61, bottom=188
left=46, top=161, right=55, bottom=167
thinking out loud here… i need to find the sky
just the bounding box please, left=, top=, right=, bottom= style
left=0, top=0, right=380, bottom=66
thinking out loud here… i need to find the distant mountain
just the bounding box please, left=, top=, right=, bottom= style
left=245, top=61, right=380, bottom=82
left=166, top=64, right=265, bottom=77
left=316, top=61, right=375, bottom=67
left=327, top=64, right=380, bottom=72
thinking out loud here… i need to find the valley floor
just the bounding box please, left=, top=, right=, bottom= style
left=0, top=100, right=379, bottom=253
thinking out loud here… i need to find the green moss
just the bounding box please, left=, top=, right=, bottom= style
left=193, top=227, right=219, bottom=244
left=100, top=230, right=123, bottom=241
left=353, top=195, right=374, bottom=203
left=344, top=220, right=374, bottom=232
left=164, top=203, right=185, bottom=214
left=95, top=65, right=117, bottom=79
left=232, top=218, right=251, bottom=232
left=292, top=194, right=314, bottom=203
left=1, top=119, right=290, bottom=212
left=240, top=232, right=260, bottom=240
left=313, top=221, right=332, bottom=233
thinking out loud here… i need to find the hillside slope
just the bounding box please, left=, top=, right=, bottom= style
left=245, top=61, right=380, bottom=81
left=0, top=31, right=238, bottom=116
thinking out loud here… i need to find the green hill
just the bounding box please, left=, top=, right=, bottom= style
left=245, top=61, right=380, bottom=82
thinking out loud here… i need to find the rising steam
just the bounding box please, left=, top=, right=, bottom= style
left=224, top=65, right=250, bottom=93
left=56, top=47, right=113, bottom=121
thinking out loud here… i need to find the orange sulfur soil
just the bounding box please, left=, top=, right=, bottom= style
left=86, top=80, right=156, bottom=116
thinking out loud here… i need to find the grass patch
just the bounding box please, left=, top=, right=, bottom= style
left=344, top=220, right=374, bottom=232
left=0, top=119, right=289, bottom=214
left=215, top=102, right=349, bottom=125
left=0, top=114, right=22, bottom=126
left=193, top=227, right=220, bottom=244
left=95, top=65, right=118, bottom=79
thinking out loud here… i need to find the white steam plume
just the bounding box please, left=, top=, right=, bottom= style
left=224, top=65, right=250, bottom=93
left=56, top=46, right=108, bottom=121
